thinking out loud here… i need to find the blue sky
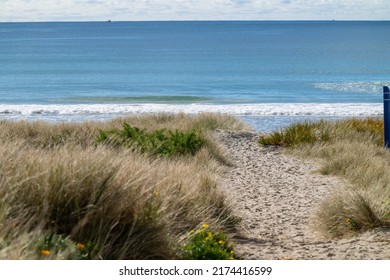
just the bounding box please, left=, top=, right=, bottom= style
left=1, top=0, right=389, bottom=22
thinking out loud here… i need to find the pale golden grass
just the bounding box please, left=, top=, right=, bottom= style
left=0, top=113, right=248, bottom=259
left=315, top=189, right=384, bottom=238
left=0, top=113, right=250, bottom=148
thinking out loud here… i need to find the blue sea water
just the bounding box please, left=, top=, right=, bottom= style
left=0, top=21, right=389, bottom=131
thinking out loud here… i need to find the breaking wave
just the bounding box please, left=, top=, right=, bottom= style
left=0, top=103, right=382, bottom=119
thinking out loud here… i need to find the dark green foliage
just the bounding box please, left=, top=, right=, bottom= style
left=38, top=234, right=70, bottom=255
left=181, top=225, right=237, bottom=260
left=97, top=123, right=205, bottom=157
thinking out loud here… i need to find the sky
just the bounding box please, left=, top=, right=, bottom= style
left=1, top=0, right=389, bottom=22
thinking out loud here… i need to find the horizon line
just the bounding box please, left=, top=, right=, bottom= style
left=1, top=19, right=390, bottom=24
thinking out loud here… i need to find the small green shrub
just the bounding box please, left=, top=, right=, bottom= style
left=75, top=241, right=99, bottom=260
left=98, top=123, right=205, bottom=157
left=181, top=224, right=237, bottom=260
left=37, top=234, right=72, bottom=257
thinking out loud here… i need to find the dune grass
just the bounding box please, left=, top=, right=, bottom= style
left=259, top=118, right=390, bottom=238
left=0, top=113, right=249, bottom=259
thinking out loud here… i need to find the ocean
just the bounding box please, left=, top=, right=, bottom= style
left=0, top=21, right=389, bottom=131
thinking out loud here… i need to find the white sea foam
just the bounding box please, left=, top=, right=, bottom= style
left=313, top=82, right=388, bottom=94
left=0, top=103, right=383, bottom=118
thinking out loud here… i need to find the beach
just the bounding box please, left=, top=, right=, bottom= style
left=215, top=130, right=390, bottom=259
left=1, top=20, right=390, bottom=260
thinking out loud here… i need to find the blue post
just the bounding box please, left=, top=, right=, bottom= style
left=384, top=86, right=390, bottom=148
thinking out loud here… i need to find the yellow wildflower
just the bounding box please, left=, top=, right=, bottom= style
left=229, top=241, right=235, bottom=246
left=40, top=250, right=50, bottom=256
left=218, top=240, right=224, bottom=245
left=202, top=223, right=209, bottom=229
left=154, top=191, right=159, bottom=197
left=76, top=243, right=85, bottom=250
left=205, top=231, right=213, bottom=241
left=230, top=250, right=235, bottom=254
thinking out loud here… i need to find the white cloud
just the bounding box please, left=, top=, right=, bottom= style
left=0, top=0, right=389, bottom=22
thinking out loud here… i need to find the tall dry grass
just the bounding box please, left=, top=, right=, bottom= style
left=259, top=118, right=390, bottom=238
left=0, top=113, right=249, bottom=259
left=0, top=113, right=250, bottom=148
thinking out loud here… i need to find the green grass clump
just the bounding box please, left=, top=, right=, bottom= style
left=259, top=118, right=383, bottom=148
left=97, top=123, right=204, bottom=157
left=259, top=122, right=324, bottom=147
left=181, top=224, right=237, bottom=260
left=259, top=117, right=390, bottom=238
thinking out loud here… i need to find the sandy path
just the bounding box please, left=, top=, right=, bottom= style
left=215, top=131, right=390, bottom=260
